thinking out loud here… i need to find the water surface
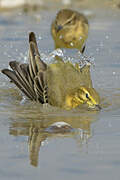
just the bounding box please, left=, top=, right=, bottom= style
left=0, top=3, right=120, bottom=180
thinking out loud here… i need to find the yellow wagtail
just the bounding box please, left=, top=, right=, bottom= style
left=51, top=9, right=89, bottom=53
left=2, top=32, right=101, bottom=110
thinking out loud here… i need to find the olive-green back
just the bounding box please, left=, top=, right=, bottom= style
left=47, top=61, right=92, bottom=107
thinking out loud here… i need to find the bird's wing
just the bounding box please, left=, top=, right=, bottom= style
left=2, top=32, right=48, bottom=104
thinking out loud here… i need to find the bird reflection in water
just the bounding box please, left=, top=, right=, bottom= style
left=9, top=111, right=98, bottom=167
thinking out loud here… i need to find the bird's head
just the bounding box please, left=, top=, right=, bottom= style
left=54, top=9, right=77, bottom=32
left=65, top=86, right=101, bottom=110
left=51, top=9, right=89, bottom=52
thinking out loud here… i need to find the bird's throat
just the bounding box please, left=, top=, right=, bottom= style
left=65, top=94, right=83, bottom=109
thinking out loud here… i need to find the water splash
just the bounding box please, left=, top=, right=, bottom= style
left=40, top=48, right=64, bottom=64
left=50, top=48, right=64, bottom=58
left=20, top=95, right=28, bottom=105
left=40, top=48, right=95, bottom=69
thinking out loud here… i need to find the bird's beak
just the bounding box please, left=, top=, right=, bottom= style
left=95, top=104, right=102, bottom=110
left=56, top=25, right=63, bottom=32
left=81, top=45, right=86, bottom=54
left=88, top=104, right=102, bottom=111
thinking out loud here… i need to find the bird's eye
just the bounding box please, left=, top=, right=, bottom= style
left=66, top=20, right=72, bottom=25
left=86, top=93, right=89, bottom=99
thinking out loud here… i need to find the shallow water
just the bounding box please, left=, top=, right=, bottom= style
left=0, top=3, right=120, bottom=180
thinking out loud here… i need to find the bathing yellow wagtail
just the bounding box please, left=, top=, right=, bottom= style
left=1, top=32, right=101, bottom=110
left=51, top=9, right=89, bottom=53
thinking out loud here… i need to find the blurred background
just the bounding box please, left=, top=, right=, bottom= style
left=0, top=0, right=120, bottom=10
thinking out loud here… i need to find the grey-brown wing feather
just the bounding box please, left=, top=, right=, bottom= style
left=1, top=68, right=34, bottom=100
left=1, top=32, right=48, bottom=104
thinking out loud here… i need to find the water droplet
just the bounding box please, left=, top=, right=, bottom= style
left=100, top=42, right=104, bottom=47
left=38, top=36, right=42, bottom=40
left=96, top=48, right=99, bottom=52
left=59, top=35, right=63, bottom=39
left=70, top=42, right=74, bottom=46
left=20, top=95, right=27, bottom=105
left=105, top=35, right=109, bottom=39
